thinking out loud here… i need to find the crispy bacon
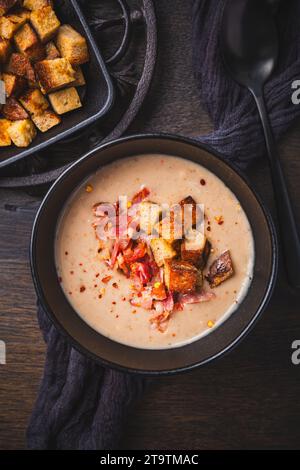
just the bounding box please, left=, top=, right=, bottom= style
left=123, top=241, right=148, bottom=264
left=162, top=292, right=174, bottom=312
left=150, top=310, right=170, bottom=333
left=178, top=290, right=215, bottom=306
left=130, top=261, right=152, bottom=286
left=131, top=186, right=150, bottom=205
left=131, top=287, right=153, bottom=310
left=108, top=240, right=120, bottom=268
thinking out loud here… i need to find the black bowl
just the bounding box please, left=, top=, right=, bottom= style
left=0, top=0, right=114, bottom=169
left=30, top=134, right=278, bottom=375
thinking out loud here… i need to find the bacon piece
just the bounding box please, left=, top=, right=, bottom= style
left=130, top=261, right=152, bottom=286
left=116, top=253, right=130, bottom=277
left=122, top=240, right=147, bottom=264
left=131, top=186, right=150, bottom=205
left=162, top=291, right=174, bottom=312
left=130, top=287, right=153, bottom=310
left=178, top=290, right=215, bottom=306
left=150, top=310, right=170, bottom=333
left=108, top=240, right=120, bottom=269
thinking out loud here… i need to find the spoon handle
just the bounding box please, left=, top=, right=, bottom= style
left=253, top=91, right=300, bottom=289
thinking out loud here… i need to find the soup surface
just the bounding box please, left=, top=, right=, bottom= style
left=56, top=155, right=254, bottom=349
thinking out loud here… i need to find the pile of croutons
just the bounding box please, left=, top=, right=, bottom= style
left=0, top=0, right=89, bottom=148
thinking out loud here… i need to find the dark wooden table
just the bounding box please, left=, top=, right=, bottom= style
left=1, top=0, right=300, bottom=450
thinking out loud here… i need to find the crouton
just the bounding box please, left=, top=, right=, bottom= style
left=34, top=58, right=75, bottom=92
left=0, top=16, right=21, bottom=39
left=48, top=87, right=82, bottom=114
left=154, top=209, right=183, bottom=245
left=0, top=37, right=10, bottom=63
left=31, top=109, right=60, bottom=132
left=72, top=66, right=85, bottom=87
left=150, top=238, right=176, bottom=267
left=7, top=8, right=31, bottom=23
left=2, top=72, right=26, bottom=96
left=23, top=0, right=53, bottom=10
left=8, top=118, right=36, bottom=147
left=6, top=52, right=36, bottom=81
left=0, top=0, right=18, bottom=16
left=30, top=6, right=60, bottom=43
left=56, top=24, right=89, bottom=66
left=0, top=118, right=11, bottom=146
left=2, top=96, right=28, bottom=120
left=179, top=195, right=203, bottom=230
left=19, top=88, right=49, bottom=115
left=14, top=22, right=45, bottom=61
left=139, top=202, right=161, bottom=235
left=45, top=40, right=59, bottom=59
left=206, top=250, right=234, bottom=288
left=164, top=259, right=199, bottom=294
left=181, top=231, right=211, bottom=269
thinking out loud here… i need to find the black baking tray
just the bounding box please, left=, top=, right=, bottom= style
left=0, top=0, right=114, bottom=169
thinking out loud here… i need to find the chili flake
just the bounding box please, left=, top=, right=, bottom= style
left=112, top=282, right=119, bottom=289
left=200, top=179, right=206, bottom=186
left=102, top=275, right=112, bottom=284
left=80, top=286, right=86, bottom=293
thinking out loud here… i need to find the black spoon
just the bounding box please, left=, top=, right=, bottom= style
left=221, top=0, right=300, bottom=289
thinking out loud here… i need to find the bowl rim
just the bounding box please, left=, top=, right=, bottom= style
left=30, top=133, right=278, bottom=375
left=0, top=0, right=115, bottom=169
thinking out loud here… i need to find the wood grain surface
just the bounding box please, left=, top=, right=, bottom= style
left=1, top=0, right=300, bottom=450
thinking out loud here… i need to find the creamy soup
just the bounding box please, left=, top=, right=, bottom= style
left=55, top=155, right=254, bottom=349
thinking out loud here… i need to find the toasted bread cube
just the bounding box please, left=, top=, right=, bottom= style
left=6, top=52, right=36, bottom=81
left=206, top=251, right=234, bottom=288
left=0, top=37, right=10, bottom=63
left=2, top=97, right=29, bottom=120
left=179, top=195, right=203, bottom=229
left=56, top=25, right=89, bottom=66
left=23, top=0, right=52, bottom=10
left=35, top=58, right=75, bottom=92
left=0, top=118, right=11, bottom=146
left=72, top=66, right=85, bottom=87
left=2, top=72, right=26, bottom=96
left=19, top=88, right=49, bottom=115
left=150, top=238, right=176, bottom=267
left=164, top=259, right=199, bottom=294
left=45, top=40, right=59, bottom=59
left=154, top=210, right=183, bottom=245
left=31, top=109, right=60, bottom=132
left=48, top=87, right=82, bottom=115
left=0, top=0, right=18, bottom=16
left=14, top=22, right=45, bottom=61
left=8, top=118, right=36, bottom=147
left=30, top=6, right=60, bottom=43
left=139, top=202, right=161, bottom=235
left=181, top=231, right=211, bottom=269
left=7, top=8, right=31, bottom=22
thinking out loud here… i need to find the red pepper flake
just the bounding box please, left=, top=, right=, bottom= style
left=95, top=273, right=100, bottom=278
left=79, top=262, right=83, bottom=266
left=112, top=301, right=116, bottom=305
left=200, top=179, right=206, bottom=186
left=172, top=333, right=176, bottom=337
left=116, top=315, right=119, bottom=319
left=99, top=294, right=103, bottom=299
left=94, top=284, right=98, bottom=288
left=208, top=220, right=210, bottom=225
left=69, top=291, right=72, bottom=295
left=102, top=275, right=112, bottom=284
left=112, top=282, right=119, bottom=289
left=122, top=297, right=126, bottom=301
left=207, top=226, right=211, bottom=232
left=80, top=286, right=86, bottom=293
left=65, top=251, right=68, bottom=256
left=70, top=271, right=74, bottom=275
left=132, top=310, right=137, bottom=314
left=58, top=276, right=62, bottom=283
